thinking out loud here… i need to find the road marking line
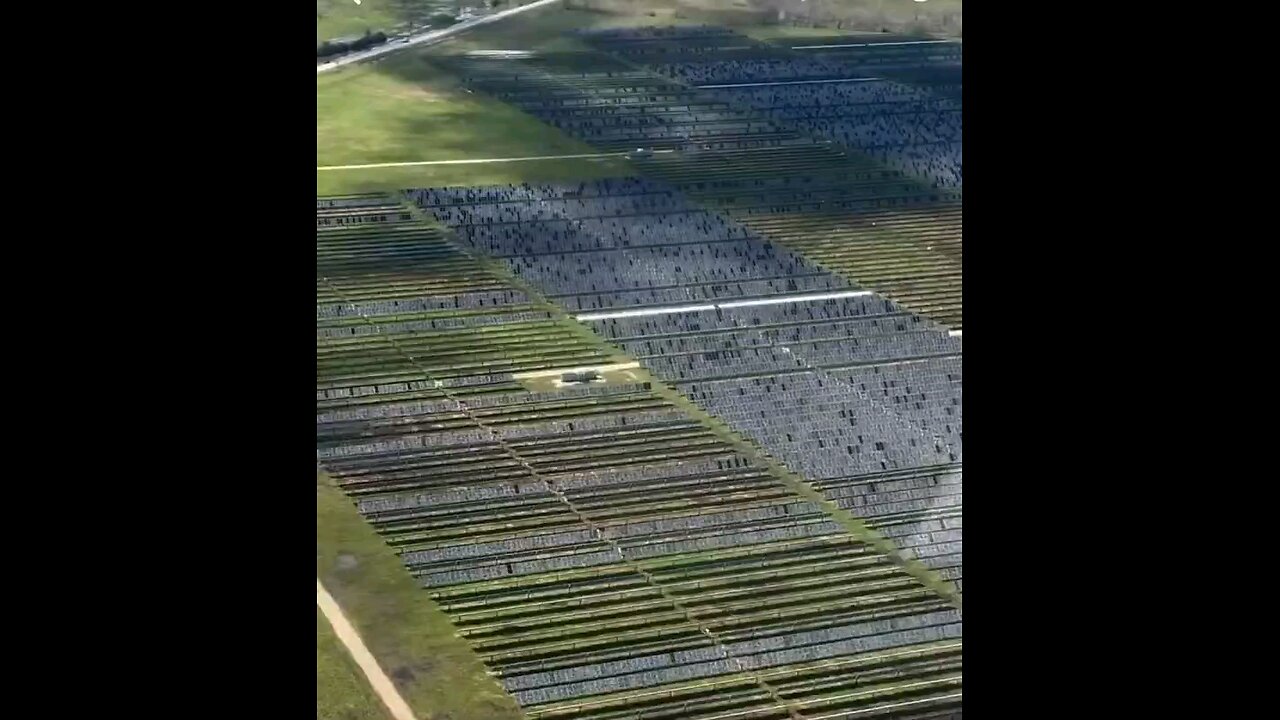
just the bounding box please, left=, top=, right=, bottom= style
left=574, top=290, right=874, bottom=321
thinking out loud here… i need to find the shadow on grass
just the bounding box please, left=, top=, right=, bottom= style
left=318, top=46, right=637, bottom=195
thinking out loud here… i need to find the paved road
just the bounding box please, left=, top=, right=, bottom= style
left=317, top=0, right=563, bottom=74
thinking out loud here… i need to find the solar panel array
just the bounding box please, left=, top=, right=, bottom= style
left=588, top=27, right=962, bottom=189
left=319, top=22, right=964, bottom=720
left=438, top=32, right=962, bottom=330
left=414, top=178, right=963, bottom=601
left=318, top=196, right=963, bottom=719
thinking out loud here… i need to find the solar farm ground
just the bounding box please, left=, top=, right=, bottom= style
left=317, top=2, right=961, bottom=196
left=317, top=194, right=961, bottom=719
left=317, top=10, right=961, bottom=720
left=316, top=2, right=770, bottom=196
left=435, top=34, right=961, bottom=328
left=413, top=176, right=962, bottom=586
left=319, top=471, right=524, bottom=720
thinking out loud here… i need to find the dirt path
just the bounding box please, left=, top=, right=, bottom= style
left=317, top=579, right=418, bottom=720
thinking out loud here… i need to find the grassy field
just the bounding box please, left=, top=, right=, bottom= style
left=318, top=610, right=393, bottom=720
left=317, top=0, right=456, bottom=44
left=429, top=0, right=959, bottom=47
left=318, top=472, right=525, bottom=720
left=316, top=1, right=832, bottom=195
left=318, top=0, right=563, bottom=44
left=318, top=0, right=401, bottom=44
left=742, top=0, right=962, bottom=39
left=315, top=2, right=745, bottom=195
left=318, top=0, right=961, bottom=46
left=317, top=51, right=632, bottom=195
left=431, top=0, right=763, bottom=52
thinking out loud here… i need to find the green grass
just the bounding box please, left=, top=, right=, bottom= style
left=424, top=2, right=744, bottom=54
left=323, top=0, right=943, bottom=195
left=442, top=1, right=777, bottom=52
left=427, top=0, right=958, bottom=50
left=317, top=0, right=457, bottom=44
left=318, top=610, right=393, bottom=720
left=742, top=0, right=962, bottom=39
left=317, top=473, right=525, bottom=720
left=317, top=0, right=398, bottom=44
left=317, top=52, right=632, bottom=194
left=315, top=2, right=734, bottom=195
left=317, top=0, right=573, bottom=46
